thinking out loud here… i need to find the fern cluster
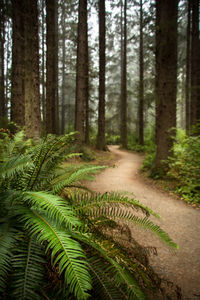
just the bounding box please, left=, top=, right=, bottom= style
left=0, top=131, right=178, bottom=299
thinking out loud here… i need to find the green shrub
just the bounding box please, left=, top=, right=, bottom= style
left=167, top=130, right=200, bottom=204
left=106, top=134, right=121, bottom=145
left=80, top=146, right=96, bottom=161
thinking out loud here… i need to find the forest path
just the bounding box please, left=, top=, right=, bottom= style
left=87, top=145, right=200, bottom=300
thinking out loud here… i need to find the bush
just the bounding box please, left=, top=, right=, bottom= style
left=80, top=146, right=96, bottom=161
left=167, top=130, right=200, bottom=204
left=106, top=134, right=121, bottom=145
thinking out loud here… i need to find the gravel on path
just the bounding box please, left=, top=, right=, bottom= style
left=86, top=145, right=200, bottom=300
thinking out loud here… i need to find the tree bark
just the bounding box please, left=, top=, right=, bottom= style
left=24, top=0, right=42, bottom=139
left=0, top=0, right=6, bottom=119
left=41, top=0, right=46, bottom=126
left=185, top=0, right=191, bottom=133
left=11, top=0, right=25, bottom=126
left=138, top=0, right=144, bottom=145
left=96, top=0, right=106, bottom=150
left=75, top=0, right=88, bottom=145
left=155, top=0, right=178, bottom=170
left=61, top=2, right=66, bottom=135
left=84, top=20, right=89, bottom=144
left=46, top=0, right=59, bottom=134
left=120, top=0, right=127, bottom=149
left=190, top=0, right=199, bottom=129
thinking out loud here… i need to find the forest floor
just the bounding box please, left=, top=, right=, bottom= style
left=86, top=145, right=200, bottom=300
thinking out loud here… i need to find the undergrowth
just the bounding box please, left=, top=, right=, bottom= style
left=166, top=130, right=200, bottom=204
left=139, top=129, right=200, bottom=205
left=0, top=131, right=179, bottom=299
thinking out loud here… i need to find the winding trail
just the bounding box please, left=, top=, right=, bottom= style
left=87, top=146, right=200, bottom=300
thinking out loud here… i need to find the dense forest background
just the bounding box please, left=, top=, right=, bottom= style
left=0, top=0, right=200, bottom=148
left=0, top=0, right=200, bottom=299
left=1, top=0, right=200, bottom=196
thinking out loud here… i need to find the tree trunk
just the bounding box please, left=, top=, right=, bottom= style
left=138, top=0, right=144, bottom=145
left=190, top=0, right=199, bottom=129
left=120, top=0, right=127, bottom=149
left=54, top=1, right=59, bottom=134
left=11, top=0, right=25, bottom=126
left=46, top=0, right=59, bottom=134
left=41, top=0, right=46, bottom=125
left=185, top=0, right=191, bottom=133
left=96, top=0, right=106, bottom=150
left=24, top=0, right=42, bottom=139
left=61, top=1, right=66, bottom=135
left=0, top=0, right=6, bottom=119
left=84, top=22, right=89, bottom=144
left=75, top=0, right=88, bottom=145
left=155, top=0, right=178, bottom=171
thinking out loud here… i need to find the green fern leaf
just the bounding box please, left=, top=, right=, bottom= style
left=11, top=236, right=46, bottom=300
left=71, top=232, right=145, bottom=300
left=0, top=155, right=32, bottom=179
left=52, top=166, right=106, bottom=194
left=73, top=195, right=178, bottom=249
left=23, top=191, right=82, bottom=228
left=0, top=222, right=17, bottom=292
left=20, top=208, right=92, bottom=300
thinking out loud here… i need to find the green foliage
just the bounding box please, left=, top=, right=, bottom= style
left=106, top=134, right=121, bottom=145
left=0, top=132, right=178, bottom=299
left=80, top=146, right=96, bottom=161
left=0, top=117, right=20, bottom=135
left=167, top=130, right=200, bottom=204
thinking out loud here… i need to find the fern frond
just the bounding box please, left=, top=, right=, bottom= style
left=71, top=232, right=145, bottom=300
left=11, top=236, right=46, bottom=300
left=23, top=191, right=82, bottom=228
left=88, top=256, right=128, bottom=300
left=72, top=194, right=177, bottom=248
left=20, top=208, right=92, bottom=300
left=98, top=207, right=178, bottom=248
left=0, top=221, right=17, bottom=292
left=72, top=192, right=160, bottom=218
left=51, top=166, right=106, bottom=194
left=113, top=262, right=146, bottom=300
left=0, top=155, right=32, bottom=179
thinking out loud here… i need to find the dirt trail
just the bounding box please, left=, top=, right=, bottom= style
left=87, top=146, right=200, bottom=300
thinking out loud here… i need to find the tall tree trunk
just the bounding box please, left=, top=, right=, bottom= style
left=24, top=0, right=42, bottom=139
left=84, top=24, right=89, bottom=144
left=11, top=0, right=25, bottom=126
left=0, top=0, right=6, bottom=119
left=46, top=0, right=59, bottom=134
left=138, top=0, right=144, bottom=145
left=41, top=0, right=46, bottom=125
left=185, top=0, right=191, bottom=133
left=120, top=0, right=127, bottom=149
left=54, top=0, right=59, bottom=134
left=61, top=1, right=66, bottom=135
left=155, top=0, right=178, bottom=170
left=190, top=0, right=199, bottom=129
left=75, top=0, right=88, bottom=145
left=96, top=0, right=106, bottom=150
